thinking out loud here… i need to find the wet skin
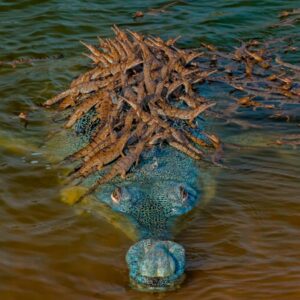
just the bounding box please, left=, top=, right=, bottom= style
left=92, top=146, right=204, bottom=291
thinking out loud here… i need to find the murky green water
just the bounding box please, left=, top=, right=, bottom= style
left=0, top=1, right=299, bottom=299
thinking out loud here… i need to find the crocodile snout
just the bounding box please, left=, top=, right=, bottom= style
left=139, top=244, right=176, bottom=277
left=126, top=239, right=185, bottom=292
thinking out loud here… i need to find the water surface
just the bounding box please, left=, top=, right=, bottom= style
left=0, top=1, right=299, bottom=299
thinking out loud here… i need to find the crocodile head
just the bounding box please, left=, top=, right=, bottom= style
left=94, top=146, right=202, bottom=291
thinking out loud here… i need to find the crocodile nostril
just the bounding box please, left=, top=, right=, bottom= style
left=111, top=186, right=122, bottom=203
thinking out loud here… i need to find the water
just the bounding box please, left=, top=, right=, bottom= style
left=0, top=0, right=300, bottom=299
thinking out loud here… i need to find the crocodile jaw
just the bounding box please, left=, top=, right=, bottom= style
left=126, top=239, right=185, bottom=292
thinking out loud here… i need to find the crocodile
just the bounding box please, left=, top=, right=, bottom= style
left=41, top=27, right=299, bottom=292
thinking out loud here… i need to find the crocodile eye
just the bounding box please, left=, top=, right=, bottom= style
left=111, top=187, right=122, bottom=203
left=179, top=186, right=188, bottom=202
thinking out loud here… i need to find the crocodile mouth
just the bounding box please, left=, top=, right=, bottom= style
left=129, top=273, right=186, bottom=292
left=126, top=239, right=186, bottom=292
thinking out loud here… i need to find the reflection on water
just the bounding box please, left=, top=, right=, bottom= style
left=0, top=0, right=299, bottom=299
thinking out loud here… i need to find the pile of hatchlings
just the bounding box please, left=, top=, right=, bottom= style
left=44, top=26, right=220, bottom=193
left=44, top=26, right=299, bottom=194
